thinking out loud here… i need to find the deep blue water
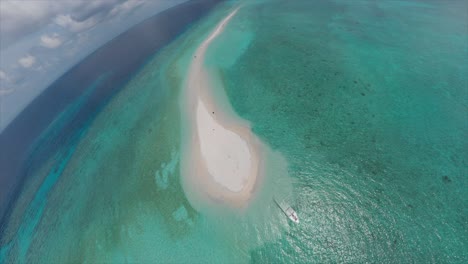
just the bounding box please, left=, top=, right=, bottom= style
left=0, top=0, right=222, bottom=233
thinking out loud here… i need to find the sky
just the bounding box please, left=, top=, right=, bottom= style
left=0, top=0, right=186, bottom=131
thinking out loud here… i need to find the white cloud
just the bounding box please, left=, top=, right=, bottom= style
left=0, top=0, right=123, bottom=46
left=40, top=33, right=62, bottom=48
left=1, top=1, right=59, bottom=37
left=0, top=88, right=14, bottom=96
left=18, top=55, right=36, bottom=68
left=0, top=70, right=10, bottom=81
left=54, top=14, right=99, bottom=32
left=109, top=0, right=145, bottom=17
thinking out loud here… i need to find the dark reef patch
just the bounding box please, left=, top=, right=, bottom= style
left=442, top=175, right=452, bottom=184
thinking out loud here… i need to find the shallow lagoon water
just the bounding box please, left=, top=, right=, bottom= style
left=1, top=0, right=467, bottom=263
left=220, top=1, right=467, bottom=262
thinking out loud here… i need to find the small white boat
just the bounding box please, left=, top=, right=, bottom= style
left=274, top=197, right=299, bottom=224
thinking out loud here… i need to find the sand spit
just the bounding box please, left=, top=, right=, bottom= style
left=181, top=7, right=265, bottom=208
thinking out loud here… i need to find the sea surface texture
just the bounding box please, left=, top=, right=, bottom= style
left=1, top=0, right=467, bottom=263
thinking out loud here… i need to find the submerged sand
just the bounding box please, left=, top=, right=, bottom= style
left=181, top=7, right=264, bottom=208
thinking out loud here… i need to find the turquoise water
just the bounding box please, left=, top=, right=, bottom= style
left=216, top=1, right=467, bottom=262
left=1, top=0, right=467, bottom=263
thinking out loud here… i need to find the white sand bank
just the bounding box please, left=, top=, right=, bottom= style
left=181, top=7, right=264, bottom=207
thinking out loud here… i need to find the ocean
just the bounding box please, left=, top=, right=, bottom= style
left=1, top=0, right=467, bottom=263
